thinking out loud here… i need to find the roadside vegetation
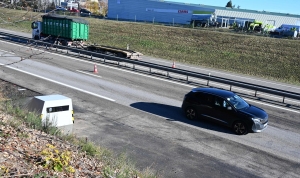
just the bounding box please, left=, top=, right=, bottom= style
left=0, top=81, right=157, bottom=177
left=0, top=8, right=300, bottom=85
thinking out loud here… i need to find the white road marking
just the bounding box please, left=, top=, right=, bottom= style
left=245, top=98, right=300, bottom=114
left=1, top=40, right=299, bottom=113
left=0, top=62, right=115, bottom=102
left=0, top=49, right=15, bottom=55
left=76, top=70, right=102, bottom=78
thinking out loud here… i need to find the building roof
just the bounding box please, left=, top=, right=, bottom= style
left=150, top=0, right=300, bottom=18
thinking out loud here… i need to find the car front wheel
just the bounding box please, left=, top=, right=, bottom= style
left=185, top=107, right=197, bottom=120
left=233, top=121, right=248, bottom=135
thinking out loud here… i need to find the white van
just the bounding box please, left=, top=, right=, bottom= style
left=26, top=95, right=74, bottom=127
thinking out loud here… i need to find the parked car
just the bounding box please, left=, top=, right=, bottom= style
left=80, top=9, right=92, bottom=16
left=69, top=8, right=79, bottom=13
left=181, top=87, right=268, bottom=135
left=55, top=6, right=67, bottom=11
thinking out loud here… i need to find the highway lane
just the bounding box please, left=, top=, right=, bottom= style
left=1, top=27, right=300, bottom=96
left=0, top=41, right=300, bottom=177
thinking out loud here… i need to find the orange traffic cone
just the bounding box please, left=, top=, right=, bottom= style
left=172, top=61, right=176, bottom=68
left=93, top=64, right=98, bottom=73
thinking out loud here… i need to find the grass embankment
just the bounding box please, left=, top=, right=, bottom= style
left=0, top=81, right=157, bottom=177
left=0, top=8, right=300, bottom=85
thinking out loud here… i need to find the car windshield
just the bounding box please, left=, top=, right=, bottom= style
left=226, top=95, right=249, bottom=110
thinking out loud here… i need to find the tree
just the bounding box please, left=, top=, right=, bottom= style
left=225, top=0, right=233, bottom=8
left=86, top=0, right=99, bottom=14
left=49, top=2, right=55, bottom=10
left=99, top=0, right=108, bottom=16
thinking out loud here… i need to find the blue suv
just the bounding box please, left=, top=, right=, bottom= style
left=181, top=88, right=268, bottom=135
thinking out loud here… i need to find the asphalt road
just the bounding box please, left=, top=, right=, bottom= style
left=0, top=33, right=300, bottom=178
left=1, top=28, right=299, bottom=95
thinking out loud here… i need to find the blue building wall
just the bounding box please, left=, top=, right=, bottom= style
left=107, top=0, right=214, bottom=24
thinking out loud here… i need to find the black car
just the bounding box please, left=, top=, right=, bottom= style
left=181, top=88, right=268, bottom=135
left=80, top=9, right=92, bottom=16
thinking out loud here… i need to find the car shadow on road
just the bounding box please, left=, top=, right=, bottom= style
left=130, top=102, right=234, bottom=135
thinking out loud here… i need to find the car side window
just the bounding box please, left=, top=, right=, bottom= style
left=201, top=94, right=214, bottom=105
left=214, top=96, right=229, bottom=108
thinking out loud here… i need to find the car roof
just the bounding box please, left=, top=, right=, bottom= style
left=191, top=87, right=235, bottom=98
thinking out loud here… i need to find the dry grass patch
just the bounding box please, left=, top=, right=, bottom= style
left=0, top=82, right=158, bottom=177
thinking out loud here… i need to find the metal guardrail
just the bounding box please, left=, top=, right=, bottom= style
left=1, top=31, right=300, bottom=104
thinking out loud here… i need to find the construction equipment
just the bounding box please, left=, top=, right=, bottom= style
left=248, top=20, right=263, bottom=32
left=31, top=14, right=142, bottom=60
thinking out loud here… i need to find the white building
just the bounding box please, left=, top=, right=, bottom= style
left=107, top=0, right=300, bottom=27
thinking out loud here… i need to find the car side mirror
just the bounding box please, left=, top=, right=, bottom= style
left=227, top=106, right=232, bottom=110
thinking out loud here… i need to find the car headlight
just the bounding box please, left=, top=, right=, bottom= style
left=252, top=118, right=261, bottom=123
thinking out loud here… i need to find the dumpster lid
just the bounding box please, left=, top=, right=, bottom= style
left=42, top=14, right=89, bottom=25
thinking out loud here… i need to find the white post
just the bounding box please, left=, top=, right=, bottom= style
left=221, top=18, right=223, bottom=28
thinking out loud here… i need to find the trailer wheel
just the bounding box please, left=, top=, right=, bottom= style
left=116, top=53, right=126, bottom=58
left=61, top=40, right=68, bottom=46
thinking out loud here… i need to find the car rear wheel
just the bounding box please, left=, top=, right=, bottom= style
left=185, top=107, right=197, bottom=120
left=233, top=121, right=248, bottom=135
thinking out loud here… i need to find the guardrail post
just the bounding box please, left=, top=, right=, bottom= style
left=282, top=96, right=285, bottom=103
left=91, top=55, right=92, bottom=59
left=230, top=85, right=232, bottom=91
left=186, top=75, right=188, bottom=82
left=104, top=58, right=106, bottom=63
left=149, top=68, right=151, bottom=73
left=167, top=72, right=169, bottom=77
left=207, top=73, right=211, bottom=86
left=255, top=91, right=257, bottom=97
left=118, top=61, right=120, bottom=66
left=79, top=52, right=80, bottom=57
left=133, top=64, right=135, bottom=69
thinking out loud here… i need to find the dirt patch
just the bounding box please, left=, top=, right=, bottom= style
left=0, top=79, right=41, bottom=100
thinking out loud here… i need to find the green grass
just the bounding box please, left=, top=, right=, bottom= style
left=1, top=8, right=300, bottom=85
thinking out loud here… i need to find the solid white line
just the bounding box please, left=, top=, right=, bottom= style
left=76, top=70, right=102, bottom=78
left=245, top=98, right=300, bottom=114
left=0, top=62, right=115, bottom=102
left=1, top=40, right=299, bottom=113
left=0, top=49, right=14, bottom=55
